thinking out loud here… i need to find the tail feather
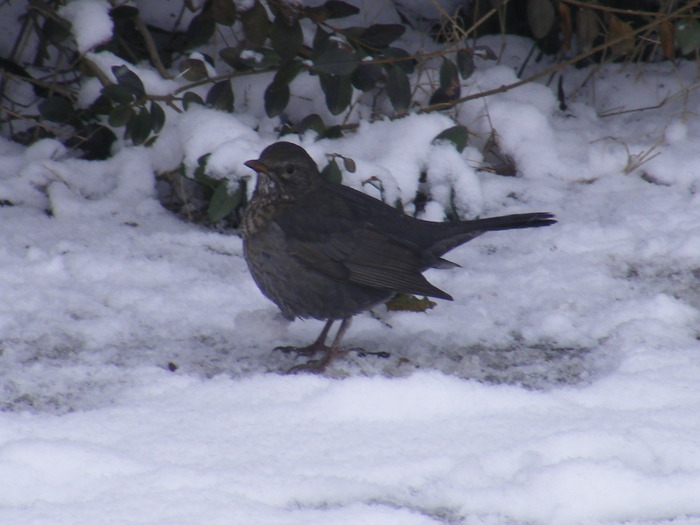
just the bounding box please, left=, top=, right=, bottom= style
left=428, top=212, right=556, bottom=259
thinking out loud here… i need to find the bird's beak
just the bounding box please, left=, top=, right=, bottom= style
left=244, top=159, right=268, bottom=173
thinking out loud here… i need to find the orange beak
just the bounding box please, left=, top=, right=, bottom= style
left=244, top=159, right=268, bottom=173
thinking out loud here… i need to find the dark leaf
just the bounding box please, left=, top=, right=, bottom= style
left=112, top=65, right=145, bottom=98
left=575, top=9, right=599, bottom=53
left=211, top=0, right=237, bottom=26
left=342, top=156, right=356, bottom=172
left=264, top=81, right=290, bottom=117
left=206, top=80, right=234, bottom=112
left=456, top=49, right=475, bottom=79
left=527, top=0, right=555, bottom=39
left=89, top=94, right=113, bottom=115
left=42, top=17, right=72, bottom=45
left=324, top=125, right=344, bottom=139
left=325, top=0, right=360, bottom=19
left=439, top=57, right=458, bottom=90
left=182, top=91, right=205, bottom=110
left=428, top=87, right=450, bottom=106
left=102, top=83, right=135, bottom=104
left=319, top=73, right=353, bottom=115
left=432, top=125, right=469, bottom=152
left=179, top=58, right=209, bottom=81
left=219, top=47, right=245, bottom=69
left=208, top=182, right=244, bottom=222
left=313, top=46, right=360, bottom=76
left=382, top=47, right=415, bottom=73
left=275, top=60, right=303, bottom=84
left=304, top=0, right=359, bottom=22
left=70, top=124, right=116, bottom=160
left=185, top=13, right=216, bottom=49
left=110, top=5, right=139, bottom=19
left=313, top=26, right=331, bottom=55
left=241, top=1, right=271, bottom=48
left=321, top=159, right=342, bottom=184
left=38, top=96, right=74, bottom=124
left=194, top=152, right=213, bottom=183
left=108, top=104, right=134, bottom=127
left=676, top=19, right=700, bottom=55
left=386, top=66, right=410, bottom=112
left=271, top=15, right=303, bottom=62
left=352, top=63, right=383, bottom=91
left=127, top=107, right=152, bottom=145
left=299, top=114, right=325, bottom=136
left=150, top=101, right=165, bottom=133
left=360, top=24, right=406, bottom=49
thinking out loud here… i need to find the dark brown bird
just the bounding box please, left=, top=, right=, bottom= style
left=242, top=141, right=555, bottom=373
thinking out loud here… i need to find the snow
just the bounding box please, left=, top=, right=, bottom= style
left=59, top=0, right=113, bottom=54
left=1, top=4, right=700, bottom=524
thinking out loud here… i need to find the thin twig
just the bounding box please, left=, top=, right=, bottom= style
left=134, top=16, right=172, bottom=79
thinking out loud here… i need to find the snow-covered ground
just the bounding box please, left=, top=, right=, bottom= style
left=2, top=4, right=700, bottom=523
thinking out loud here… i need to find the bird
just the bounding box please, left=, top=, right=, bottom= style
left=241, top=141, right=555, bottom=373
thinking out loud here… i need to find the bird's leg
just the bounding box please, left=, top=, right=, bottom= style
left=287, top=318, right=352, bottom=374
left=274, top=320, right=334, bottom=357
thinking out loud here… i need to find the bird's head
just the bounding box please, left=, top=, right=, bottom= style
left=245, top=142, right=322, bottom=200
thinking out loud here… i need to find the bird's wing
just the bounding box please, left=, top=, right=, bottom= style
left=280, top=212, right=453, bottom=300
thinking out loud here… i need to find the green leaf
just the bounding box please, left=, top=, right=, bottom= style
left=352, top=63, right=382, bottom=92
left=386, top=66, right=410, bottom=112
left=432, top=125, right=469, bottom=153
left=382, top=47, right=415, bottom=74
left=108, top=104, right=134, bottom=127
left=439, top=57, right=458, bottom=90
left=179, top=58, right=209, bottom=81
left=89, top=94, right=113, bottom=116
left=299, top=114, right=325, bottom=136
left=38, top=96, right=74, bottom=124
left=264, top=81, right=290, bottom=117
left=182, top=91, right=205, bottom=110
left=219, top=47, right=244, bottom=69
left=42, top=17, right=71, bottom=45
left=319, top=73, right=353, bottom=115
left=185, top=13, right=216, bottom=49
left=150, top=101, right=165, bottom=133
left=127, top=107, right=152, bottom=145
left=456, top=49, right=475, bottom=79
left=206, top=80, right=234, bottom=112
left=110, top=5, right=139, bottom=19
left=321, top=159, right=342, bottom=184
left=527, top=0, right=555, bottom=39
left=324, top=0, right=360, bottom=19
left=313, top=26, right=331, bottom=55
left=275, top=60, right=303, bottom=84
left=208, top=182, right=244, bottom=222
left=385, top=293, right=436, bottom=312
left=271, top=15, right=303, bottom=62
left=360, top=24, right=406, bottom=49
left=241, top=1, right=271, bottom=48
left=102, top=84, right=135, bottom=104
left=676, top=19, right=700, bottom=55
left=211, top=0, right=237, bottom=26
left=112, top=65, right=145, bottom=98
left=313, top=46, right=360, bottom=76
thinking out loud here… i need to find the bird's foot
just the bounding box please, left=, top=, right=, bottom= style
left=274, top=343, right=327, bottom=357
left=284, top=347, right=390, bottom=374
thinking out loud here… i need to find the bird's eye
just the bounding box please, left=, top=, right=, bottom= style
left=285, top=164, right=296, bottom=175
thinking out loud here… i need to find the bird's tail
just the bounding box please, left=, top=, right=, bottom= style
left=428, top=212, right=556, bottom=260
